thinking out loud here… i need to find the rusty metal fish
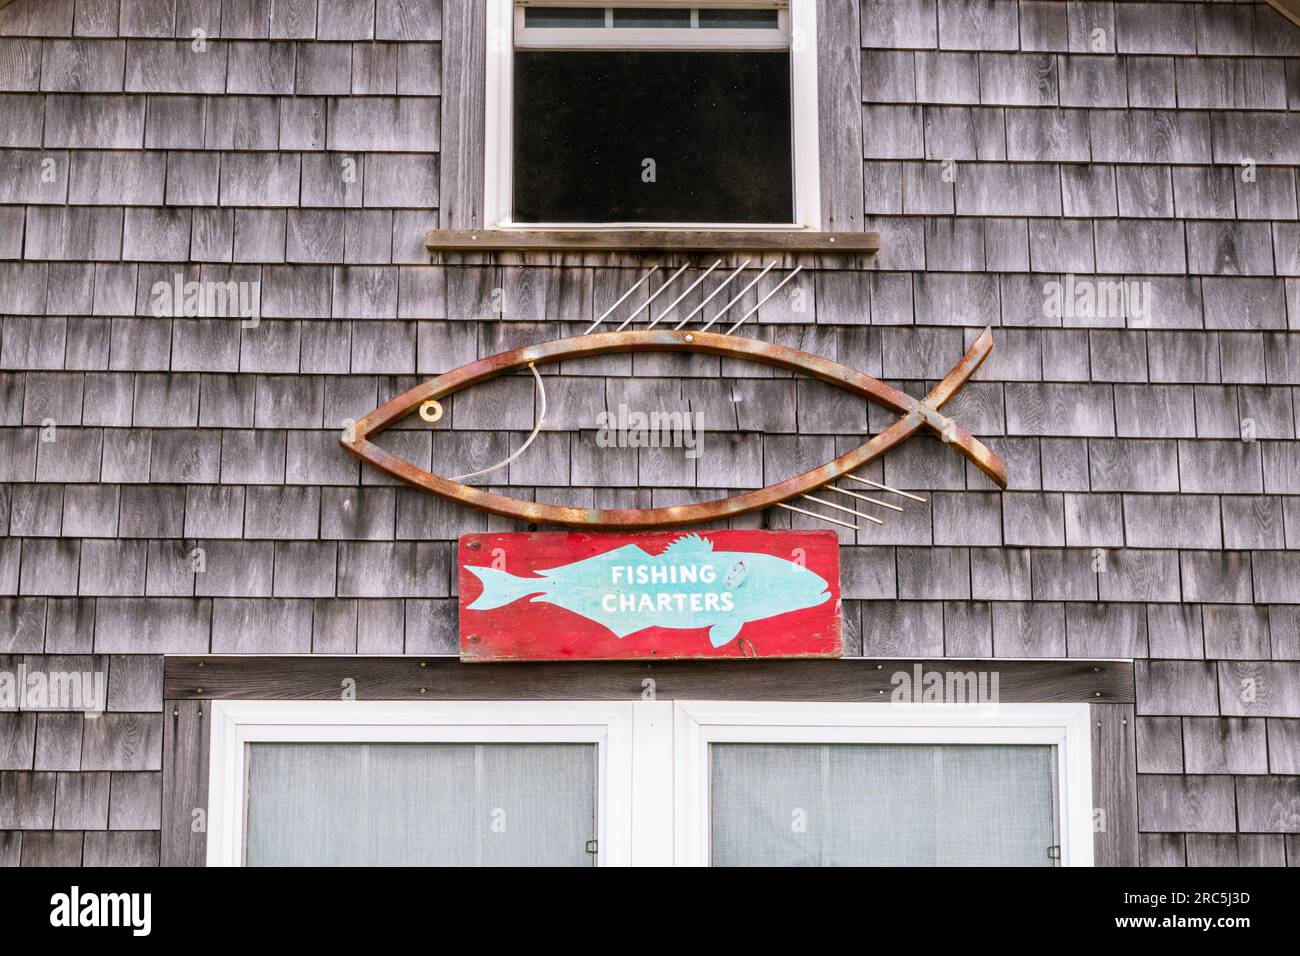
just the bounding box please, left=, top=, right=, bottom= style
left=340, top=326, right=1007, bottom=530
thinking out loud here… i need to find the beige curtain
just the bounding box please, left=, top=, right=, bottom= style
left=245, top=742, right=597, bottom=866
left=710, top=743, right=1057, bottom=866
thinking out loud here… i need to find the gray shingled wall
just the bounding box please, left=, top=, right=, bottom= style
left=1, top=0, right=1299, bottom=867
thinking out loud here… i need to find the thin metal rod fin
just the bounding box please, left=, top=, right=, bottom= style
left=801, top=494, right=886, bottom=526
left=698, top=262, right=776, bottom=333
left=646, top=259, right=722, bottom=330
left=725, top=265, right=804, bottom=335
left=451, top=363, right=547, bottom=482
left=824, top=484, right=905, bottom=513
left=673, top=259, right=751, bottom=330
left=777, top=502, right=859, bottom=531
left=584, top=266, right=659, bottom=335
left=614, top=261, right=691, bottom=331
left=842, top=474, right=927, bottom=503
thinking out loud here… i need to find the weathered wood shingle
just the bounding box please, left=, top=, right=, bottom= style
left=1, top=0, right=1298, bottom=862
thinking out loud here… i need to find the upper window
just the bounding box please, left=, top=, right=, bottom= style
left=486, top=1, right=820, bottom=227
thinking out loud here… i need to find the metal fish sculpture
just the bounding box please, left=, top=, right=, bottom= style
left=464, top=533, right=831, bottom=648
left=341, top=325, right=1007, bottom=531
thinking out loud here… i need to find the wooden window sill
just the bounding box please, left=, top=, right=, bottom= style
left=425, top=228, right=880, bottom=254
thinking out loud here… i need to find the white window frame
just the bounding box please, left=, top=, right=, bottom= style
left=671, top=701, right=1096, bottom=867
left=205, top=700, right=636, bottom=867
left=207, top=700, right=1093, bottom=868
left=514, top=3, right=792, bottom=50
left=483, top=0, right=822, bottom=230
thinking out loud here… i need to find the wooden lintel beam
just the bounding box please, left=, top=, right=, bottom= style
left=164, top=656, right=1135, bottom=703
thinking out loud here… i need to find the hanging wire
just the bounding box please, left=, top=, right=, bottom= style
left=451, top=363, right=547, bottom=483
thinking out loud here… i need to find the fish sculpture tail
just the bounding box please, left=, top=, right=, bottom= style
left=463, top=565, right=541, bottom=611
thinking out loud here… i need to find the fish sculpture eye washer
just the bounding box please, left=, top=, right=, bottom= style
left=341, top=326, right=1008, bottom=530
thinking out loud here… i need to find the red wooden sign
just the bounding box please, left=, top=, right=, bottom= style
left=458, top=530, right=842, bottom=662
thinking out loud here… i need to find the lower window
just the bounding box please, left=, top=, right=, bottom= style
left=709, top=743, right=1056, bottom=866
left=245, top=742, right=597, bottom=866
left=207, top=701, right=1092, bottom=867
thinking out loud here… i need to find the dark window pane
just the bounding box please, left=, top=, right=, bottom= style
left=513, top=50, right=793, bottom=223
left=523, top=7, right=606, bottom=28
left=698, top=8, right=780, bottom=28
left=610, top=7, right=693, bottom=27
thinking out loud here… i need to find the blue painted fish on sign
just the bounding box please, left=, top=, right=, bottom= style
left=463, top=534, right=832, bottom=648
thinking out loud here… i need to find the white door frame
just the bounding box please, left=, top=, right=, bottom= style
left=207, top=700, right=1093, bottom=867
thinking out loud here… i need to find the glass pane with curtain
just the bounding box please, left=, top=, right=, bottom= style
left=710, top=743, right=1057, bottom=866
left=244, top=742, right=597, bottom=866
left=523, top=7, right=607, bottom=28
left=698, top=8, right=781, bottom=28
left=610, top=7, right=693, bottom=27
